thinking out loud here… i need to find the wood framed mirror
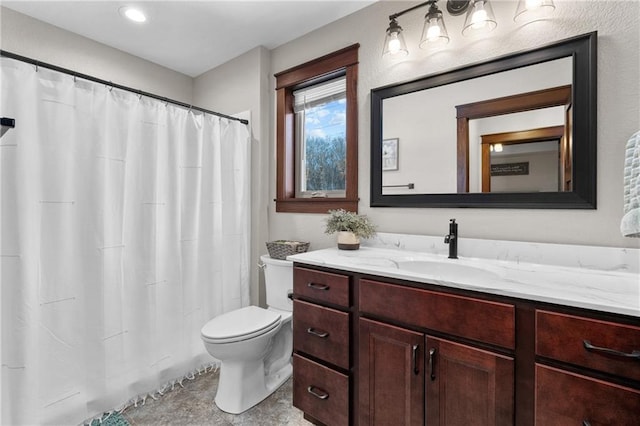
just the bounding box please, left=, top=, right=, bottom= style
left=370, top=32, right=596, bottom=209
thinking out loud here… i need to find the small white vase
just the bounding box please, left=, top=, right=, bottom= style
left=337, top=231, right=360, bottom=250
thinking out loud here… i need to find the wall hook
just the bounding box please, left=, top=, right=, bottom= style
left=1, top=117, right=15, bottom=138
left=1, top=117, right=15, bottom=128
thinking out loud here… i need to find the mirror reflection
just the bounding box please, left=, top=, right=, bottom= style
left=370, top=32, right=596, bottom=208
left=381, top=57, right=571, bottom=195
left=487, top=138, right=562, bottom=193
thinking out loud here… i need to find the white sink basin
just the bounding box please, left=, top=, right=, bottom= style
left=395, top=260, right=501, bottom=282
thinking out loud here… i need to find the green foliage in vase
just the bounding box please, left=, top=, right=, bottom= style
left=324, top=209, right=377, bottom=239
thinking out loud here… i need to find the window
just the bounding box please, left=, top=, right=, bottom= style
left=275, top=44, right=359, bottom=213
left=294, top=76, right=347, bottom=197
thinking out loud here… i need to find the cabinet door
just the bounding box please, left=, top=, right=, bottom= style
left=359, top=318, right=424, bottom=426
left=425, top=336, right=514, bottom=426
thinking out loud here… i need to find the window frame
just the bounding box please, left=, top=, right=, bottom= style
left=274, top=44, right=359, bottom=213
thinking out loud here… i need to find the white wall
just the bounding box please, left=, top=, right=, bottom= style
left=0, top=7, right=193, bottom=103
left=268, top=0, right=640, bottom=249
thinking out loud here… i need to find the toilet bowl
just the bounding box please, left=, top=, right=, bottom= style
left=200, top=255, right=293, bottom=414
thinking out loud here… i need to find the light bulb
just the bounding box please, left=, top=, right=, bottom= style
left=471, top=9, right=488, bottom=29
left=494, top=143, right=503, bottom=152
left=426, top=19, right=441, bottom=41
left=388, top=36, right=402, bottom=54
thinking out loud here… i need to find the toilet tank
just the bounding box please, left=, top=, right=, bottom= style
left=260, top=254, right=293, bottom=312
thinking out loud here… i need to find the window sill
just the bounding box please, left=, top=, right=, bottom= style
left=275, top=198, right=359, bottom=214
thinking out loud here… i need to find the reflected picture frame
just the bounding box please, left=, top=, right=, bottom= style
left=382, top=138, right=399, bottom=171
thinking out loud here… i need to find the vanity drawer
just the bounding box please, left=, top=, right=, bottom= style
left=536, top=310, right=640, bottom=381
left=293, top=354, right=349, bottom=426
left=293, top=299, right=350, bottom=369
left=535, top=364, right=640, bottom=426
left=294, top=267, right=350, bottom=307
left=359, top=279, right=515, bottom=349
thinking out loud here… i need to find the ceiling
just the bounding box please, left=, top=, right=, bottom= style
left=2, top=0, right=375, bottom=77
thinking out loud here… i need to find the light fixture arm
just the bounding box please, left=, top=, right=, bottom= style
left=389, top=1, right=435, bottom=21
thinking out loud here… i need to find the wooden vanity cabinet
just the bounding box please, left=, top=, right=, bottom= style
left=292, top=263, right=640, bottom=426
left=358, top=278, right=515, bottom=426
left=292, top=267, right=352, bottom=426
left=534, top=310, right=640, bottom=425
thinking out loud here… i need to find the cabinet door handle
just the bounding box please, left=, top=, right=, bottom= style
left=428, top=348, right=436, bottom=381
left=307, top=282, right=330, bottom=291
left=307, top=327, right=329, bottom=338
left=307, top=385, right=329, bottom=400
left=412, top=345, right=419, bottom=375
left=583, top=340, right=640, bottom=359
left=582, top=421, right=591, bottom=426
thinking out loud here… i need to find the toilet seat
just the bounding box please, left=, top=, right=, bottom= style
left=201, top=306, right=281, bottom=344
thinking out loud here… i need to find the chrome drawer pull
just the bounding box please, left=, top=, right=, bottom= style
left=307, top=385, right=329, bottom=400
left=307, top=282, right=330, bottom=291
left=412, top=345, right=419, bottom=375
left=428, top=348, right=436, bottom=381
left=307, top=327, right=329, bottom=338
left=583, top=340, right=640, bottom=359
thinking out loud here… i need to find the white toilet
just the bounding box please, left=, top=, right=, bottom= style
left=200, top=254, right=293, bottom=414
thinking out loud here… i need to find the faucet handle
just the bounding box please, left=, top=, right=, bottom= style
left=449, top=218, right=456, bottom=224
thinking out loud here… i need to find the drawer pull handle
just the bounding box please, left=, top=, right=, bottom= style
left=307, top=385, right=329, bottom=400
left=428, top=348, right=436, bottom=381
left=307, top=327, right=329, bottom=338
left=583, top=340, right=640, bottom=359
left=307, top=282, right=330, bottom=291
left=412, top=345, right=419, bottom=375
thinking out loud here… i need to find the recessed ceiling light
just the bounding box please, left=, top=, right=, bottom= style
left=119, top=6, right=147, bottom=23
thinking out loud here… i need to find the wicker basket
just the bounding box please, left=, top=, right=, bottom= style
left=266, top=240, right=310, bottom=260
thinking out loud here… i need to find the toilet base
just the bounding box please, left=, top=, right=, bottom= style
left=203, top=309, right=293, bottom=415
left=214, top=360, right=292, bottom=414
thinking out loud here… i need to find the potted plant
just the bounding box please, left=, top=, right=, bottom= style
left=324, top=209, right=376, bottom=250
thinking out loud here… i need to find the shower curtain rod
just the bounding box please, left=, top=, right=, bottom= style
left=0, top=50, right=249, bottom=126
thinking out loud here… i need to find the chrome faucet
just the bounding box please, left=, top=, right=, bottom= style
left=444, top=219, right=458, bottom=259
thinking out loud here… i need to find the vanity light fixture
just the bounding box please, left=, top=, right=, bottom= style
left=490, top=143, right=503, bottom=153
left=383, top=0, right=501, bottom=58
left=383, top=18, right=409, bottom=57
left=514, top=0, right=555, bottom=23
left=461, top=0, right=497, bottom=36
left=383, top=0, right=452, bottom=57
left=419, top=1, right=450, bottom=48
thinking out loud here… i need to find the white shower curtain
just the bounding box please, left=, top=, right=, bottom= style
left=0, top=58, right=251, bottom=425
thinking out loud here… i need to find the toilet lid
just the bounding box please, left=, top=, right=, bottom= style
left=201, top=306, right=281, bottom=343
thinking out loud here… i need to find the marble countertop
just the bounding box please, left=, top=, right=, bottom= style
left=288, top=236, right=640, bottom=318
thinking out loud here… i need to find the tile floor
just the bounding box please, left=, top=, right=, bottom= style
left=121, top=369, right=310, bottom=425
